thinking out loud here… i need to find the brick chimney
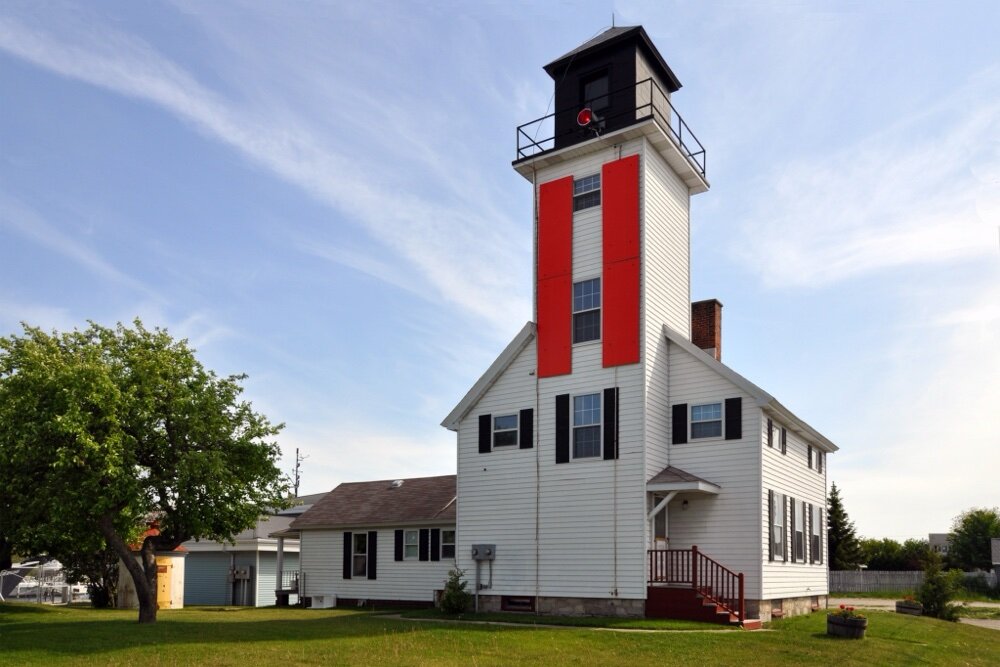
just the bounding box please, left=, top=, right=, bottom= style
left=691, top=299, right=723, bottom=360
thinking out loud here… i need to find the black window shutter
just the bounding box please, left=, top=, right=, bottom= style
left=808, top=445, right=813, bottom=469
left=519, top=408, right=533, bottom=449
left=367, top=531, right=377, bottom=580
left=343, top=531, right=352, bottom=579
left=479, top=414, right=492, bottom=454
left=724, top=397, right=741, bottom=440
left=555, top=394, right=570, bottom=463
left=603, top=387, right=618, bottom=460
left=419, top=528, right=430, bottom=561
left=672, top=403, right=688, bottom=444
left=781, top=427, right=787, bottom=455
left=767, top=418, right=773, bottom=447
left=430, top=528, right=441, bottom=561
left=768, top=490, right=774, bottom=562
left=782, top=497, right=788, bottom=561
left=394, top=529, right=404, bottom=562
left=819, top=509, right=824, bottom=564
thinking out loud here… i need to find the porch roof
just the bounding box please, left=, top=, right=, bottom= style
left=647, top=466, right=721, bottom=494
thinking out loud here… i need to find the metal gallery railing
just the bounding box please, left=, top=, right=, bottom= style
left=515, top=77, right=706, bottom=177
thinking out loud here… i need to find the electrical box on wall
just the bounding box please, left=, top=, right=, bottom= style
left=471, top=544, right=496, bottom=561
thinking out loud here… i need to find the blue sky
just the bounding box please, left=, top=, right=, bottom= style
left=1, top=1, right=997, bottom=540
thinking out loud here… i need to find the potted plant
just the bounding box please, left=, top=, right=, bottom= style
left=895, top=594, right=923, bottom=616
left=827, top=604, right=867, bottom=639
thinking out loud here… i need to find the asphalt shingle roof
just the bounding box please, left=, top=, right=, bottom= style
left=290, top=474, right=456, bottom=530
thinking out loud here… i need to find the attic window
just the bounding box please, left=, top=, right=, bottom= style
left=493, top=414, right=518, bottom=447
left=690, top=403, right=722, bottom=439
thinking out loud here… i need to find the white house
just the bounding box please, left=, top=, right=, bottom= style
left=292, top=25, right=838, bottom=626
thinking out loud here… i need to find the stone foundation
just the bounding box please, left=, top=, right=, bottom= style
left=751, top=594, right=827, bottom=622
left=475, top=595, right=645, bottom=617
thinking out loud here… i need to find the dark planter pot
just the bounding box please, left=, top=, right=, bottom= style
left=827, top=614, right=867, bottom=639
left=895, top=601, right=923, bottom=616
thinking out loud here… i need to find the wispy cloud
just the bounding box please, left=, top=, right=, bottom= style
left=0, top=190, right=147, bottom=292
left=0, top=10, right=530, bottom=332
left=733, top=68, right=1000, bottom=289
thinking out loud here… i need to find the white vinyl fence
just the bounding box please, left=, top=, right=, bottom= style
left=830, top=570, right=997, bottom=593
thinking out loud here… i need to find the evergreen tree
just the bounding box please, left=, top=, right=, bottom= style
left=827, top=482, right=863, bottom=570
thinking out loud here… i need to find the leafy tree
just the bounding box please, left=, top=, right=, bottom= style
left=947, top=507, right=1000, bottom=571
left=0, top=321, right=288, bottom=623
left=860, top=537, right=931, bottom=570
left=60, top=544, right=119, bottom=608
left=0, top=532, right=12, bottom=572
left=827, top=482, right=863, bottom=570
left=917, top=553, right=961, bottom=621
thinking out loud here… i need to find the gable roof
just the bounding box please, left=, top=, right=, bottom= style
left=544, top=25, right=682, bottom=93
left=441, top=322, right=535, bottom=431
left=662, top=325, right=839, bottom=453
left=290, top=475, right=456, bottom=530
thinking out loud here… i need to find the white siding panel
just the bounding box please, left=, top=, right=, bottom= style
left=657, top=342, right=764, bottom=598
left=299, top=528, right=454, bottom=603
left=761, top=413, right=829, bottom=599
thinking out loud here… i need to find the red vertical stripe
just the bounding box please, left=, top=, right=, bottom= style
left=602, top=155, right=640, bottom=367
left=537, top=176, right=574, bottom=377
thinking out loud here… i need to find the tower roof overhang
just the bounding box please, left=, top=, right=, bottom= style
left=544, top=26, right=682, bottom=93
left=512, top=118, right=709, bottom=195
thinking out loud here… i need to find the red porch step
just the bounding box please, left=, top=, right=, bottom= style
left=646, top=586, right=759, bottom=629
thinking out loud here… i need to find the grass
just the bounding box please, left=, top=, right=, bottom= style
left=836, top=589, right=1000, bottom=603
left=398, top=608, right=733, bottom=630
left=955, top=605, right=1000, bottom=620
left=1, top=603, right=998, bottom=666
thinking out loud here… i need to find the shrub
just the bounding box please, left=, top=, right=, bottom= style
left=917, top=556, right=960, bottom=621
left=440, top=568, right=472, bottom=614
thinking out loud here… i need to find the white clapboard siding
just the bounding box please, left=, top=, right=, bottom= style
left=760, top=412, right=829, bottom=599
left=661, top=341, right=764, bottom=598
left=642, top=137, right=693, bottom=481
left=299, top=528, right=454, bottom=602
left=458, top=290, right=649, bottom=598
left=635, top=51, right=671, bottom=124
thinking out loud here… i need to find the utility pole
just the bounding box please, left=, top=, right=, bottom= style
left=292, top=448, right=306, bottom=497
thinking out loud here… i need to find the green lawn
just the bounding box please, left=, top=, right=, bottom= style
left=398, top=608, right=734, bottom=630
left=1, top=603, right=998, bottom=666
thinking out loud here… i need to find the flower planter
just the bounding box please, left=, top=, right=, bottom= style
left=895, top=601, right=923, bottom=616
left=827, top=614, right=867, bottom=639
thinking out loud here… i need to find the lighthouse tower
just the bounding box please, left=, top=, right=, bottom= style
left=445, top=25, right=833, bottom=622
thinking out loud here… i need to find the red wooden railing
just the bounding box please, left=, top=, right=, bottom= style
left=648, top=546, right=745, bottom=621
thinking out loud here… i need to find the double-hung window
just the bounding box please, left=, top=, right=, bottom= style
left=353, top=533, right=368, bottom=576
left=573, top=278, right=601, bottom=343
left=403, top=529, right=419, bottom=560
left=792, top=500, right=805, bottom=562
left=810, top=505, right=822, bottom=563
left=572, top=393, right=601, bottom=458
left=441, top=529, right=456, bottom=559
left=691, top=403, right=722, bottom=439
left=493, top=414, right=518, bottom=447
left=770, top=491, right=785, bottom=562
left=573, top=174, right=601, bottom=211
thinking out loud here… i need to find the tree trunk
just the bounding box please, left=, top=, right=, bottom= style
left=98, top=514, right=158, bottom=623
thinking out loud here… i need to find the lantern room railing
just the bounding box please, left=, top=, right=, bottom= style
left=515, top=77, right=706, bottom=177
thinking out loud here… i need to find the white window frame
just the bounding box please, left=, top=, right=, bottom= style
left=352, top=532, right=368, bottom=577
left=492, top=414, right=519, bottom=448
left=403, top=529, right=419, bottom=560
left=441, top=529, right=456, bottom=560
left=690, top=402, right=723, bottom=440
left=810, top=505, right=822, bottom=564
left=571, top=392, right=602, bottom=460
left=573, top=173, right=601, bottom=211
left=770, top=491, right=785, bottom=562
left=572, top=277, right=602, bottom=344
left=793, top=500, right=805, bottom=562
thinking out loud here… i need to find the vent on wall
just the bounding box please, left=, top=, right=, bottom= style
left=390, top=480, right=404, bottom=489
